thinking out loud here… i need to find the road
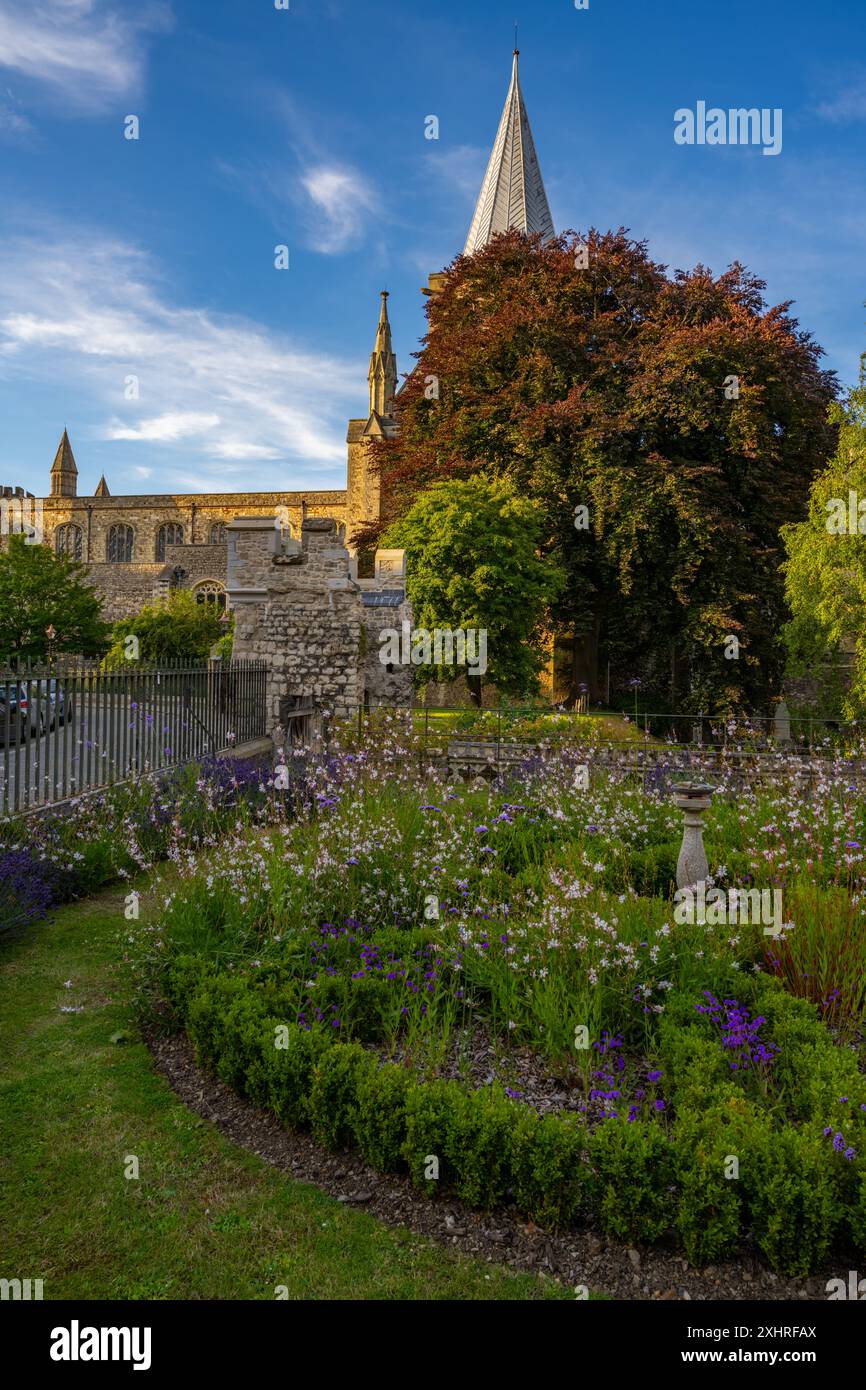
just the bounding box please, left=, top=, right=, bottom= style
left=0, top=695, right=220, bottom=815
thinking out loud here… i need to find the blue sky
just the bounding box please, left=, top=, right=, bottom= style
left=1, top=0, right=865, bottom=499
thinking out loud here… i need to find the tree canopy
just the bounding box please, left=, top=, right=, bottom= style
left=360, top=228, right=838, bottom=712
left=382, top=475, right=564, bottom=702
left=107, top=590, right=232, bottom=665
left=782, top=356, right=866, bottom=716
left=0, top=534, right=108, bottom=660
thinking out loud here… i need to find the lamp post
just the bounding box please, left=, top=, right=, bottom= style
left=45, top=624, right=57, bottom=666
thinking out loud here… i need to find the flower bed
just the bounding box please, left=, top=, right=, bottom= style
left=0, top=754, right=285, bottom=941
left=136, top=729, right=866, bottom=1275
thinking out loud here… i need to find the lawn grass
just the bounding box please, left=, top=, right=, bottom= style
left=0, top=883, right=572, bottom=1301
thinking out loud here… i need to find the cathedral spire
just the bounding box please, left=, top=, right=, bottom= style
left=463, top=49, right=555, bottom=256
left=50, top=428, right=78, bottom=498
left=368, top=290, right=397, bottom=418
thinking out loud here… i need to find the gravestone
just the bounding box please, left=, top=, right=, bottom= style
left=773, top=699, right=791, bottom=744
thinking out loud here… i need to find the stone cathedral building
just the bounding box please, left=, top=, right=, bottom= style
left=14, top=52, right=555, bottom=632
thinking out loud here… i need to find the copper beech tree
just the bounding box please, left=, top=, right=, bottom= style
left=359, top=229, right=837, bottom=712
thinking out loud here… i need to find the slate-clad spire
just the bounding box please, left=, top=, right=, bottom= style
left=463, top=49, right=555, bottom=257
left=50, top=428, right=78, bottom=498
left=94, top=474, right=110, bottom=497
left=368, top=290, right=397, bottom=418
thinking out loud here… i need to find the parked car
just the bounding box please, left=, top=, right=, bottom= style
left=38, top=679, right=75, bottom=730
left=0, top=683, right=34, bottom=743
left=0, top=679, right=75, bottom=743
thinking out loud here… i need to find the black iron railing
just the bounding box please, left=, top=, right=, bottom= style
left=0, top=657, right=268, bottom=815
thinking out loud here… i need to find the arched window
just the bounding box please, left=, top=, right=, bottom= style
left=55, top=524, right=83, bottom=560
left=156, top=522, right=184, bottom=561
left=209, top=522, right=227, bottom=544
left=194, top=580, right=226, bottom=610
left=107, top=524, right=134, bottom=563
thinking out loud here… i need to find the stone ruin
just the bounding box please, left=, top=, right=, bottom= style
left=226, top=514, right=412, bottom=737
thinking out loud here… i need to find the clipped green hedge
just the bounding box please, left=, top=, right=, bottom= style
left=165, top=955, right=866, bottom=1272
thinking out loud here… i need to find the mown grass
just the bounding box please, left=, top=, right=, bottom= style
left=0, top=883, right=573, bottom=1301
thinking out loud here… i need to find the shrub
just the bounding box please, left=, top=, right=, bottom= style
left=673, top=1095, right=761, bottom=1266
left=403, top=1080, right=461, bottom=1196
left=746, top=1126, right=839, bottom=1275
left=308, top=1043, right=375, bottom=1151
left=214, top=991, right=273, bottom=1095
left=354, top=1061, right=411, bottom=1172
left=185, top=974, right=257, bottom=1074
left=448, top=1086, right=515, bottom=1210
left=588, top=1117, right=675, bottom=1244
left=511, top=1109, right=587, bottom=1230
left=163, top=954, right=215, bottom=1020
left=627, top=842, right=679, bottom=898
left=266, top=1023, right=332, bottom=1131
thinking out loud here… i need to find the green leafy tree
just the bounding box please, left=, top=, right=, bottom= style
left=361, top=229, right=837, bottom=713
left=106, top=589, right=232, bottom=665
left=0, top=533, right=108, bottom=659
left=382, top=476, right=564, bottom=703
left=782, top=356, right=866, bottom=715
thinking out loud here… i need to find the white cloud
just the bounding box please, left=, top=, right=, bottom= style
left=0, top=90, right=32, bottom=135
left=0, top=225, right=363, bottom=490
left=216, top=156, right=381, bottom=257
left=0, top=0, right=170, bottom=110
left=815, top=77, right=866, bottom=124
left=300, top=164, right=378, bottom=254
left=106, top=412, right=221, bottom=443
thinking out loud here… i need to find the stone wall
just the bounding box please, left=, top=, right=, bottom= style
left=163, top=542, right=228, bottom=590
left=85, top=563, right=164, bottom=622
left=35, top=491, right=347, bottom=626
left=227, top=515, right=365, bottom=732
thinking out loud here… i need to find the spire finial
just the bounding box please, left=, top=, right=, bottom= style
left=514, top=22, right=519, bottom=56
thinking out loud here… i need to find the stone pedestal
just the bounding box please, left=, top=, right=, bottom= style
left=672, top=782, right=715, bottom=890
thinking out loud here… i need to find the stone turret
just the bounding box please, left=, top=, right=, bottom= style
left=368, top=290, right=397, bottom=418
left=50, top=429, right=78, bottom=498
left=346, top=291, right=400, bottom=550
